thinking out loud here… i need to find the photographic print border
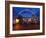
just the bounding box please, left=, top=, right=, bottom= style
left=5, top=1, right=45, bottom=37
left=10, top=4, right=42, bottom=34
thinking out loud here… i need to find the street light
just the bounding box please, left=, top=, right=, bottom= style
left=15, top=19, right=19, bottom=24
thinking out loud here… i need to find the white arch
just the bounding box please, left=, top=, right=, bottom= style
left=18, top=9, right=35, bottom=15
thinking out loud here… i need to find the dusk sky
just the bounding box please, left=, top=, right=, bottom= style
left=13, top=7, right=40, bottom=18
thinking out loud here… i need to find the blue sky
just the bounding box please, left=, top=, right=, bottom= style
left=13, top=7, right=40, bottom=18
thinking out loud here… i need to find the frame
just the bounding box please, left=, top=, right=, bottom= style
left=5, top=1, right=45, bottom=37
